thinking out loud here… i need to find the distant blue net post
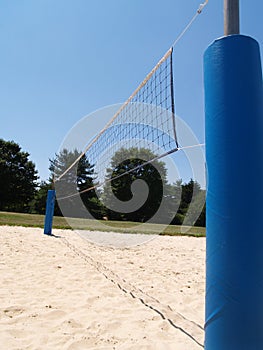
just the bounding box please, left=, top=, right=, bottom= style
left=44, top=189, right=56, bottom=235
left=204, top=35, right=263, bottom=349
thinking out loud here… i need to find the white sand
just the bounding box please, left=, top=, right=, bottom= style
left=0, top=226, right=205, bottom=349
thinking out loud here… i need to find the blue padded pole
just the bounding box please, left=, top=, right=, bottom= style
left=44, top=189, right=56, bottom=235
left=204, top=35, right=263, bottom=349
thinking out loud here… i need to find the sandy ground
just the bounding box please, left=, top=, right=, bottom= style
left=0, top=226, right=205, bottom=349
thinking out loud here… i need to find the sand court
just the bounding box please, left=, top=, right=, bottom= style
left=0, top=226, right=205, bottom=349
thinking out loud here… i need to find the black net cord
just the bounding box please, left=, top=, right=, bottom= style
left=170, top=48, right=179, bottom=148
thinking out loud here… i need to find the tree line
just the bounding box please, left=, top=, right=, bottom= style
left=0, top=138, right=205, bottom=226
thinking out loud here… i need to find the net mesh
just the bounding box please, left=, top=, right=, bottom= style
left=55, top=48, right=179, bottom=193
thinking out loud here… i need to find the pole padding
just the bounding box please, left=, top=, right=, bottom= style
left=44, top=189, right=56, bottom=235
left=204, top=35, right=263, bottom=349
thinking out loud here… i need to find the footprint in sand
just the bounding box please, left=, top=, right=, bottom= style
left=2, top=306, right=25, bottom=318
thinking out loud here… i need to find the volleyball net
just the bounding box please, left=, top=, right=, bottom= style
left=55, top=48, right=179, bottom=197
left=53, top=1, right=208, bottom=204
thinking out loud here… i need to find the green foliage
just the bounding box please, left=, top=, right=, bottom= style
left=0, top=139, right=38, bottom=212
left=103, top=147, right=177, bottom=223
left=182, top=188, right=205, bottom=227
left=49, top=149, right=104, bottom=219
left=172, top=213, right=185, bottom=225
left=171, top=178, right=205, bottom=227
left=29, top=181, right=51, bottom=214
left=30, top=181, right=62, bottom=216
left=101, top=147, right=206, bottom=226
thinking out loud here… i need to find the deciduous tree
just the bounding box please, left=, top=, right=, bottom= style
left=0, top=139, right=38, bottom=212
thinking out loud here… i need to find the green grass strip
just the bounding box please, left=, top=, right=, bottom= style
left=0, top=211, right=206, bottom=237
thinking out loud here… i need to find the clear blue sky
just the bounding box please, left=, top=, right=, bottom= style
left=1, top=0, right=262, bottom=183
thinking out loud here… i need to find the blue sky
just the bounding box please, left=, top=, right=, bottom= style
left=1, top=0, right=262, bottom=184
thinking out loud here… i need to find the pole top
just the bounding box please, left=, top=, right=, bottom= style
left=224, top=0, right=240, bottom=36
